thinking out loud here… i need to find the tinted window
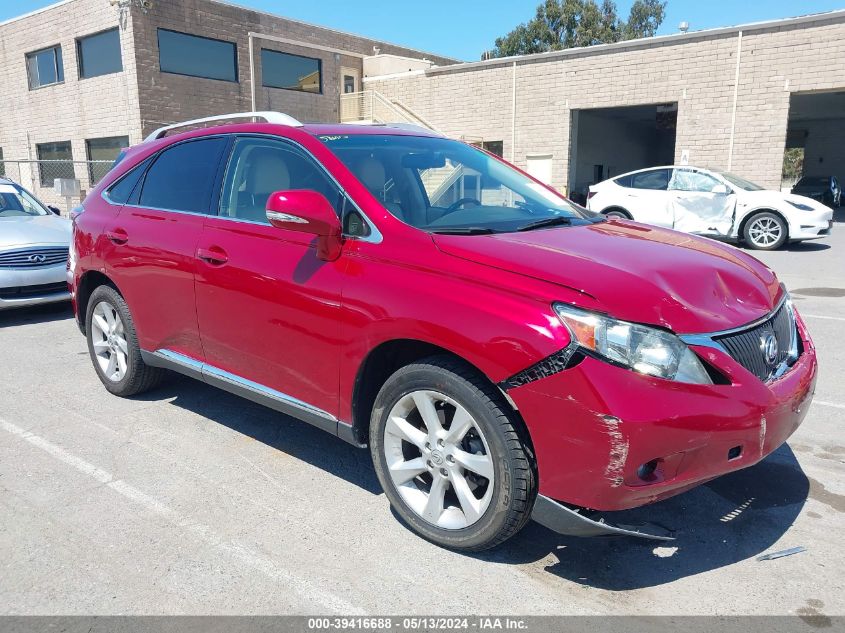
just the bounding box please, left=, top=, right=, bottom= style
left=219, top=137, right=342, bottom=223
left=35, top=141, right=74, bottom=187
left=78, top=28, right=122, bottom=78
left=669, top=169, right=722, bottom=193
left=614, top=174, right=633, bottom=188
left=86, top=136, right=129, bottom=185
left=261, top=49, right=321, bottom=93
left=631, top=169, right=670, bottom=191
left=158, top=29, right=237, bottom=82
left=26, top=45, right=64, bottom=89
left=106, top=157, right=151, bottom=205
left=139, top=138, right=227, bottom=213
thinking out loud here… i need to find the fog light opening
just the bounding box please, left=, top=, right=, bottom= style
left=728, top=446, right=742, bottom=461
left=637, top=459, right=659, bottom=482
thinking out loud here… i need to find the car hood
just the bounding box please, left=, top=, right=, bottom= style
left=739, top=189, right=828, bottom=211
left=0, top=214, right=72, bottom=249
left=433, top=221, right=781, bottom=334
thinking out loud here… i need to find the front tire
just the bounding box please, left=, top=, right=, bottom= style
left=370, top=356, right=536, bottom=551
left=603, top=209, right=630, bottom=220
left=86, top=285, right=165, bottom=397
left=743, top=212, right=787, bottom=250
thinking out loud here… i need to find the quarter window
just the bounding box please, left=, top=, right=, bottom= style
left=35, top=141, right=74, bottom=187
left=219, top=137, right=342, bottom=224
left=106, top=158, right=151, bottom=205
left=157, top=29, right=238, bottom=82
left=631, top=169, right=670, bottom=191
left=86, top=136, right=129, bottom=185
left=26, top=45, right=64, bottom=89
left=77, top=28, right=123, bottom=79
left=261, top=49, right=321, bottom=93
left=139, top=138, right=228, bottom=214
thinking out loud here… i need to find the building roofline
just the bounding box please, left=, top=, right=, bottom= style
left=208, top=0, right=461, bottom=64
left=0, top=0, right=75, bottom=28
left=415, top=9, right=845, bottom=77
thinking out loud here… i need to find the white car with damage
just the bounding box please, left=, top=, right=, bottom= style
left=586, top=166, right=833, bottom=250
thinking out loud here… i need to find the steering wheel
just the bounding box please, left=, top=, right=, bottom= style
left=441, top=197, right=482, bottom=217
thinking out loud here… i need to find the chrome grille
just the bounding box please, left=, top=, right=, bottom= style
left=0, top=247, right=69, bottom=269
left=714, top=301, right=797, bottom=381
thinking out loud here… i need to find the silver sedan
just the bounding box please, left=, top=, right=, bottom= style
left=0, top=178, right=71, bottom=310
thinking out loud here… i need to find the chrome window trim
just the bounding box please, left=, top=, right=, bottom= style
left=100, top=132, right=384, bottom=244
left=151, top=349, right=337, bottom=422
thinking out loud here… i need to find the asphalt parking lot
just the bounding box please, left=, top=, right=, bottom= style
left=1, top=213, right=844, bottom=617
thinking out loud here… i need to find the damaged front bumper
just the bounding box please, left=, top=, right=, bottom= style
left=509, top=313, right=817, bottom=530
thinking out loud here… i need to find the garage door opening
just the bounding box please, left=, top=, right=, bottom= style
left=783, top=91, right=845, bottom=206
left=568, top=103, right=677, bottom=204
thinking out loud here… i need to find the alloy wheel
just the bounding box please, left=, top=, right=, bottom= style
left=747, top=216, right=783, bottom=248
left=90, top=300, right=129, bottom=382
left=383, top=390, right=495, bottom=530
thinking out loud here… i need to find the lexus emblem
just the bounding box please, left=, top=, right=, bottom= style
left=27, top=254, right=47, bottom=263
left=762, top=332, right=779, bottom=365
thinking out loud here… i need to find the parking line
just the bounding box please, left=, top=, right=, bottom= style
left=815, top=400, right=845, bottom=410
left=0, top=418, right=364, bottom=615
left=803, top=314, right=845, bottom=322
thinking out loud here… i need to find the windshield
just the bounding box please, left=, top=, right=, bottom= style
left=715, top=171, right=765, bottom=192
left=0, top=183, right=50, bottom=217
left=319, top=134, right=598, bottom=233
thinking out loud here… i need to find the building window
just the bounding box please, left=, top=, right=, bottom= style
left=157, top=29, right=238, bottom=82
left=26, top=45, right=64, bottom=89
left=0, top=147, right=4, bottom=177
left=481, top=141, right=504, bottom=158
left=77, top=28, right=122, bottom=79
left=86, top=136, right=129, bottom=184
left=36, top=141, right=74, bottom=187
left=261, top=49, right=321, bottom=93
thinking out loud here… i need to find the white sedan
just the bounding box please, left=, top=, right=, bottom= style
left=586, top=166, right=833, bottom=250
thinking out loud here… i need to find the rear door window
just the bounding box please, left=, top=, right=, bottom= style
left=631, top=169, right=670, bottom=191
left=139, top=138, right=228, bottom=213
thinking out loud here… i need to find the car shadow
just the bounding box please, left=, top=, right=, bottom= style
left=0, top=302, right=73, bottom=328
left=478, top=443, right=809, bottom=590
left=782, top=241, right=830, bottom=252
left=133, top=375, right=383, bottom=495
left=136, top=374, right=808, bottom=589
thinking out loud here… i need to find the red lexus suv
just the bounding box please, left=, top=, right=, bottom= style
left=69, top=112, right=817, bottom=551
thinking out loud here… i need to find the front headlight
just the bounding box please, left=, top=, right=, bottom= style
left=553, top=303, right=713, bottom=384
left=787, top=200, right=815, bottom=211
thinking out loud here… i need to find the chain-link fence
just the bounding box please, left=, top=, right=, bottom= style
left=0, top=159, right=113, bottom=214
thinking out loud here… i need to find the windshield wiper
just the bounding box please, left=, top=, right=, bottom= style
left=430, top=227, right=497, bottom=235
left=516, top=216, right=573, bottom=231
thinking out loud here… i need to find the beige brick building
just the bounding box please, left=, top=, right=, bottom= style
left=0, top=0, right=454, bottom=204
left=1, top=1, right=843, bottom=206
left=364, top=11, right=845, bottom=199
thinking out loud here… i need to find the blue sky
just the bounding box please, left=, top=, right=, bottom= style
left=3, top=0, right=844, bottom=60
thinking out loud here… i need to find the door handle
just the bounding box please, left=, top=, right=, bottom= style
left=106, top=229, right=128, bottom=245
left=196, top=246, right=229, bottom=265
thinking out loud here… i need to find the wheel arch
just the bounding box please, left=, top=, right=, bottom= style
left=350, top=338, right=530, bottom=452
left=76, top=270, right=123, bottom=335
left=737, top=208, right=790, bottom=243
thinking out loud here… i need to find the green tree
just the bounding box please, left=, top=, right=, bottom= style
left=491, top=0, right=667, bottom=58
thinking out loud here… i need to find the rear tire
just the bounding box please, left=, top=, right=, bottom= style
left=370, top=356, right=536, bottom=551
left=85, top=285, right=165, bottom=397
left=743, top=211, right=787, bottom=250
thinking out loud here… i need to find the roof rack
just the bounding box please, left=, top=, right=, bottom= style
left=144, top=111, right=303, bottom=142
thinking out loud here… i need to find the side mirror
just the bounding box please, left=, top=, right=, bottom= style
left=47, top=205, right=62, bottom=215
left=266, top=190, right=343, bottom=261
left=711, top=184, right=730, bottom=195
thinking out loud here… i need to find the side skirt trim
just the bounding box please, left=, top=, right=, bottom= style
left=141, top=349, right=362, bottom=446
